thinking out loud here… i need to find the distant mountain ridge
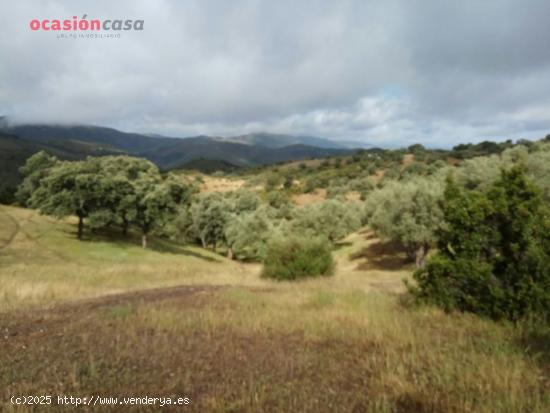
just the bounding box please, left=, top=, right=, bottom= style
left=2, top=124, right=180, bottom=153
left=0, top=123, right=362, bottom=197
left=221, top=132, right=344, bottom=149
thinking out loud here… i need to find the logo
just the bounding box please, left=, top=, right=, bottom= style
left=29, top=15, right=144, bottom=39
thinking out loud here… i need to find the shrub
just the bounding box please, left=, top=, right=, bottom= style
left=410, top=166, right=550, bottom=322
left=262, top=236, right=334, bottom=280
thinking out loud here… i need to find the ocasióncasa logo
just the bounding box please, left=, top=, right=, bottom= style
left=29, top=14, right=144, bottom=32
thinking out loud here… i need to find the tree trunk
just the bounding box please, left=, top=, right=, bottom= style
left=77, top=216, right=84, bottom=240
left=212, top=242, right=216, bottom=253
left=122, top=219, right=129, bottom=237
left=227, top=247, right=234, bottom=260
left=142, top=233, right=148, bottom=249
left=415, top=243, right=429, bottom=269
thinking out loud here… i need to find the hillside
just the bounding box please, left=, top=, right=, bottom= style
left=223, top=132, right=346, bottom=149
left=2, top=124, right=180, bottom=153
left=0, top=205, right=547, bottom=412
left=141, top=137, right=352, bottom=169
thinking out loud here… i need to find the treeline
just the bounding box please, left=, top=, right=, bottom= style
left=15, top=140, right=550, bottom=320
left=17, top=152, right=193, bottom=247
left=363, top=142, right=550, bottom=321
left=242, top=135, right=550, bottom=202
left=16, top=152, right=364, bottom=264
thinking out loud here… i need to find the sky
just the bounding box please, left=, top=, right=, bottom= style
left=1, top=0, right=549, bottom=148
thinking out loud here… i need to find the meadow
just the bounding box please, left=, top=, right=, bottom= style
left=1, top=205, right=548, bottom=412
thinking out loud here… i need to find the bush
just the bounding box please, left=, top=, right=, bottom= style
left=410, top=166, right=550, bottom=322
left=262, top=236, right=334, bottom=280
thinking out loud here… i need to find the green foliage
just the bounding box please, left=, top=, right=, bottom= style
left=451, top=140, right=514, bottom=159
left=283, top=173, right=294, bottom=189
left=266, top=190, right=289, bottom=209
left=265, top=173, right=282, bottom=191
left=303, top=177, right=319, bottom=193
left=188, top=193, right=229, bottom=251
left=15, top=151, right=58, bottom=206
left=400, top=162, right=429, bottom=179
left=132, top=173, right=188, bottom=247
left=365, top=177, right=445, bottom=267
left=29, top=157, right=108, bottom=239
left=226, top=189, right=261, bottom=213
left=525, top=144, right=550, bottom=201
left=26, top=155, right=190, bottom=245
left=293, top=199, right=362, bottom=243
left=407, top=143, right=426, bottom=154
left=262, top=236, right=334, bottom=280
left=225, top=207, right=273, bottom=260
left=348, top=177, right=375, bottom=200
left=326, top=185, right=347, bottom=199
left=411, top=167, right=550, bottom=321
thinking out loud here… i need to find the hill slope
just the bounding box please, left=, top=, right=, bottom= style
left=2, top=124, right=179, bottom=153
left=0, top=205, right=546, bottom=412
left=140, top=137, right=351, bottom=169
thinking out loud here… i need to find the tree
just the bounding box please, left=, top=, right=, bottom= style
left=29, top=157, right=108, bottom=240
left=226, top=189, right=260, bottom=214
left=16, top=151, right=58, bottom=206
left=411, top=167, right=550, bottom=321
left=97, top=156, right=161, bottom=235
left=131, top=172, right=190, bottom=248
left=293, top=199, right=362, bottom=244
left=225, top=208, right=273, bottom=260
left=365, top=178, right=444, bottom=268
left=525, top=145, right=550, bottom=202
left=29, top=155, right=192, bottom=246
left=189, top=193, right=229, bottom=251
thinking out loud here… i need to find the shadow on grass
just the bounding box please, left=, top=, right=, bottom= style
left=515, top=323, right=550, bottom=370
left=65, top=226, right=220, bottom=262
left=333, top=241, right=353, bottom=251
left=350, top=239, right=412, bottom=271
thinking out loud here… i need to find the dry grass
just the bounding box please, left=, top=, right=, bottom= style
left=292, top=189, right=327, bottom=206
left=0, top=206, right=265, bottom=311
left=401, top=153, right=415, bottom=169
left=0, top=205, right=548, bottom=412
left=200, top=176, right=248, bottom=193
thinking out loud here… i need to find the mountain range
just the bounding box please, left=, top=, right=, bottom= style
left=0, top=122, right=365, bottom=196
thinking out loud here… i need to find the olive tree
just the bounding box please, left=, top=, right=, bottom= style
left=188, top=193, right=230, bottom=251
left=365, top=177, right=445, bottom=268
left=225, top=207, right=273, bottom=260
left=293, top=199, right=362, bottom=244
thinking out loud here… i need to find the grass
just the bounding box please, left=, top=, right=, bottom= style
left=0, top=206, right=264, bottom=311
left=0, top=205, right=548, bottom=412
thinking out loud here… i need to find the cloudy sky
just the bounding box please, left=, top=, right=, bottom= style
left=1, top=0, right=549, bottom=147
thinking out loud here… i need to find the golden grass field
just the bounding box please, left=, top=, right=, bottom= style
left=0, top=205, right=548, bottom=412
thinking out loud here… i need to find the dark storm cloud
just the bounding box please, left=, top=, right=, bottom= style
left=0, top=0, right=549, bottom=147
